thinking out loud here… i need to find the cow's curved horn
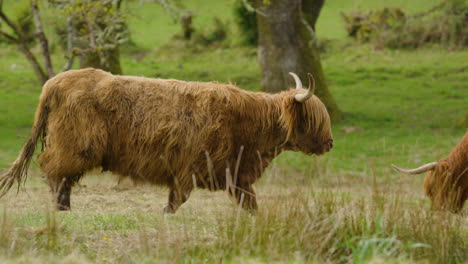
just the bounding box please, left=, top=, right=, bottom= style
left=306, top=73, right=315, bottom=94
left=289, top=72, right=302, bottom=90
left=294, top=73, right=315, bottom=103
left=392, top=162, right=438, bottom=174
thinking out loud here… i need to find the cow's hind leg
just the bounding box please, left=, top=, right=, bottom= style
left=39, top=150, right=94, bottom=211
left=164, top=187, right=193, bottom=214
left=56, top=174, right=82, bottom=210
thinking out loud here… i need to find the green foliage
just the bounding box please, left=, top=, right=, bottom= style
left=0, top=2, right=35, bottom=44
left=341, top=7, right=405, bottom=43
left=342, top=214, right=431, bottom=263
left=176, top=17, right=229, bottom=48
left=14, top=3, right=35, bottom=44
left=198, top=17, right=228, bottom=44
left=382, top=0, right=468, bottom=49
left=51, top=0, right=128, bottom=70
left=342, top=0, right=468, bottom=49
left=233, top=0, right=258, bottom=46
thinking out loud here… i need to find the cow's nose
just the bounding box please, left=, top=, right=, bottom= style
left=328, top=139, right=334, bottom=149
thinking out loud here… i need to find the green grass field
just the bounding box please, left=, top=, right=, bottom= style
left=0, top=0, right=467, bottom=263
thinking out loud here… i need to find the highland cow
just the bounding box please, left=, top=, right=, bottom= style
left=0, top=68, right=333, bottom=213
left=393, top=132, right=468, bottom=213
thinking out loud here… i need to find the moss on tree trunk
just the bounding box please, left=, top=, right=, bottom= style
left=255, top=0, right=341, bottom=122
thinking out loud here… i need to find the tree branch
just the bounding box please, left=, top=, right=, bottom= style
left=116, top=0, right=124, bottom=10
left=86, top=17, right=108, bottom=66
left=31, top=0, right=55, bottom=77
left=301, top=17, right=317, bottom=44
left=0, top=29, right=18, bottom=42
left=156, top=0, right=187, bottom=22
left=242, top=0, right=266, bottom=17
left=0, top=4, right=48, bottom=84
left=18, top=41, right=49, bottom=84
left=0, top=8, right=26, bottom=40
left=302, top=0, right=324, bottom=31
left=87, top=19, right=97, bottom=49
left=61, top=17, right=75, bottom=72
left=407, top=1, right=446, bottom=20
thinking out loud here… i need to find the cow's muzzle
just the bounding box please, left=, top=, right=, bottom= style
left=324, top=139, right=334, bottom=152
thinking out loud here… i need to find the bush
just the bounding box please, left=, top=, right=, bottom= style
left=186, top=17, right=228, bottom=47
left=167, top=16, right=229, bottom=52
left=202, top=17, right=228, bottom=44
left=341, top=7, right=405, bottom=43
left=342, top=0, right=468, bottom=49
left=233, top=0, right=258, bottom=46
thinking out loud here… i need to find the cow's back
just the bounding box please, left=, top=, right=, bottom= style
left=40, top=68, right=273, bottom=187
left=86, top=71, right=237, bottom=184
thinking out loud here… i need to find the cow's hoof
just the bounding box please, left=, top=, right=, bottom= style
left=163, top=206, right=175, bottom=214
left=57, top=204, right=70, bottom=211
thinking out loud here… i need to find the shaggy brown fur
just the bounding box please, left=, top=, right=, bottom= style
left=424, top=132, right=468, bottom=212
left=394, top=131, right=467, bottom=213
left=0, top=68, right=333, bottom=213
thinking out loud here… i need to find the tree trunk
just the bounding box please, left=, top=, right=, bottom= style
left=76, top=3, right=123, bottom=75
left=255, top=0, right=341, bottom=122
left=302, top=0, right=325, bottom=31
left=79, top=47, right=123, bottom=75
left=181, top=13, right=194, bottom=40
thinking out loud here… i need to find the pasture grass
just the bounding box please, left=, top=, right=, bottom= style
left=0, top=172, right=466, bottom=264
left=0, top=0, right=467, bottom=263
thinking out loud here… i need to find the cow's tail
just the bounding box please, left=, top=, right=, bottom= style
left=0, top=84, right=51, bottom=198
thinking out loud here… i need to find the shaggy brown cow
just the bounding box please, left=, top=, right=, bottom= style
left=0, top=68, right=333, bottom=213
left=392, top=132, right=468, bottom=213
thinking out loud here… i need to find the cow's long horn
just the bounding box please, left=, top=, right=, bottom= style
left=392, top=162, right=438, bottom=174
left=294, top=73, right=315, bottom=103
left=289, top=72, right=302, bottom=90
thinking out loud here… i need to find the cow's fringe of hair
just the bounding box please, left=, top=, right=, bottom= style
left=278, top=94, right=330, bottom=144
left=431, top=163, right=465, bottom=210
left=0, top=90, right=50, bottom=198
left=444, top=131, right=468, bottom=177
left=179, top=81, right=331, bottom=147
left=430, top=132, right=468, bottom=211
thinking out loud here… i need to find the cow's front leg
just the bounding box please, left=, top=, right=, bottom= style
left=163, top=187, right=192, bottom=214
left=230, top=184, right=257, bottom=212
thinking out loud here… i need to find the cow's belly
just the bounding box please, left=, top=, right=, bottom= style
left=103, top=154, right=173, bottom=186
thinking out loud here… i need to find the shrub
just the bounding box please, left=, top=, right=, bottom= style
left=342, top=0, right=468, bottom=49
left=341, top=7, right=405, bottom=43
left=233, top=0, right=258, bottom=46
